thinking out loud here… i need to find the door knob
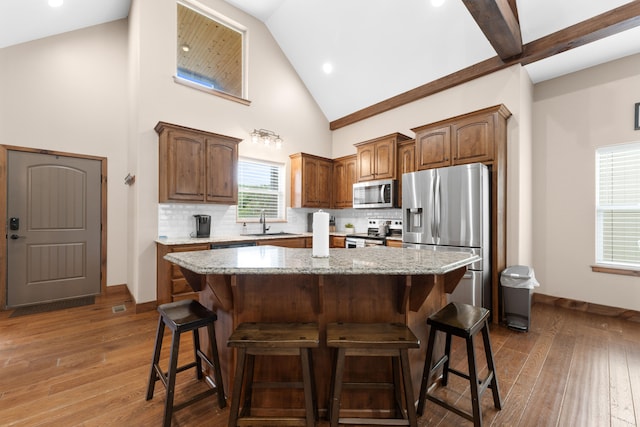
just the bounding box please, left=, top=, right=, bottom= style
left=10, top=234, right=25, bottom=240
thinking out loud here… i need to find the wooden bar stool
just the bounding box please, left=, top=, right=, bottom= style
left=146, top=299, right=226, bottom=427
left=327, top=322, right=420, bottom=427
left=417, top=302, right=502, bottom=427
left=227, top=322, right=319, bottom=427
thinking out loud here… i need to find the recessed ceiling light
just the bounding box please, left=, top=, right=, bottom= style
left=431, top=0, right=445, bottom=7
left=322, top=62, right=333, bottom=74
left=49, top=0, right=64, bottom=7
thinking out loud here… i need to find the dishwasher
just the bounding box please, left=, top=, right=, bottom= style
left=210, top=241, right=257, bottom=249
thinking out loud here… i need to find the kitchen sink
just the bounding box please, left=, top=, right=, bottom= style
left=246, top=232, right=301, bottom=237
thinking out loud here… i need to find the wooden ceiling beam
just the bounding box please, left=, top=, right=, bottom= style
left=462, top=0, right=522, bottom=60
left=329, top=56, right=514, bottom=131
left=330, top=1, right=640, bottom=130
left=520, top=1, right=640, bottom=65
left=506, top=0, right=519, bottom=22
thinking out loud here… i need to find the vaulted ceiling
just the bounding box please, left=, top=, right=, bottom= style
left=2, top=0, right=639, bottom=129
left=225, top=0, right=640, bottom=128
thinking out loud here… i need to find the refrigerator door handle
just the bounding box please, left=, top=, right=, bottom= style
left=434, top=172, right=441, bottom=241
left=430, top=174, right=437, bottom=239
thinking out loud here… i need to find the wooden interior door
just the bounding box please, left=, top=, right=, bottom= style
left=6, top=151, right=102, bottom=307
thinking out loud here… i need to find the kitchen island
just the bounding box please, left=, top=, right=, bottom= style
left=165, top=245, right=479, bottom=419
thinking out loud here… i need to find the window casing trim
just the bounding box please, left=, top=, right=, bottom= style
left=595, top=141, right=640, bottom=271
left=237, top=157, right=286, bottom=223
left=176, top=0, right=249, bottom=100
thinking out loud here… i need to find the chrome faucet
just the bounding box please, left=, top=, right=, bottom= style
left=260, top=209, right=270, bottom=234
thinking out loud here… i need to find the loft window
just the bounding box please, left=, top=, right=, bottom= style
left=237, top=158, right=285, bottom=222
left=596, top=142, right=640, bottom=268
left=176, top=0, right=247, bottom=101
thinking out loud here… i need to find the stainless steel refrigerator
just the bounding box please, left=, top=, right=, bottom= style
left=402, top=163, right=490, bottom=309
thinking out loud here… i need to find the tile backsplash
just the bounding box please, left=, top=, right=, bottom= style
left=158, top=204, right=402, bottom=238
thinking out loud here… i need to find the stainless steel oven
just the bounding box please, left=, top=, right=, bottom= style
left=345, top=235, right=385, bottom=248
left=345, top=218, right=402, bottom=248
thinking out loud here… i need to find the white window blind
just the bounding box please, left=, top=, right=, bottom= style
left=237, top=158, right=285, bottom=221
left=596, top=142, right=640, bottom=267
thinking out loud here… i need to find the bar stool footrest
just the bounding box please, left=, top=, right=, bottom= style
left=341, top=381, right=395, bottom=390
left=173, top=387, right=220, bottom=412
left=445, top=367, right=496, bottom=396
left=236, top=416, right=309, bottom=426
left=251, top=381, right=306, bottom=390
left=152, top=360, right=200, bottom=387
left=340, top=417, right=412, bottom=426
left=429, top=354, right=449, bottom=376
left=426, top=394, right=474, bottom=423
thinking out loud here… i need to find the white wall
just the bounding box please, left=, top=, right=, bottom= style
left=128, top=0, right=331, bottom=303
left=0, top=0, right=330, bottom=304
left=532, top=53, right=640, bottom=311
left=0, top=20, right=130, bottom=288
left=332, top=64, right=533, bottom=268
left=5, top=0, right=638, bottom=311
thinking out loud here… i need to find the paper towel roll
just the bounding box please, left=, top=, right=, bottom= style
left=312, top=210, right=330, bottom=258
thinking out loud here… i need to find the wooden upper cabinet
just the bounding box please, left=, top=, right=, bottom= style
left=413, top=106, right=507, bottom=170
left=452, top=112, right=494, bottom=165
left=397, top=139, right=415, bottom=205
left=357, top=143, right=376, bottom=181
left=355, top=133, right=410, bottom=182
left=397, top=139, right=416, bottom=176
left=290, top=153, right=332, bottom=208
left=333, top=154, right=357, bottom=209
left=156, top=121, right=241, bottom=204
left=163, top=129, right=206, bottom=201
left=206, top=137, right=239, bottom=203
left=415, top=126, right=451, bottom=170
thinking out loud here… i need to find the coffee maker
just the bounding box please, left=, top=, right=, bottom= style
left=194, top=214, right=211, bottom=238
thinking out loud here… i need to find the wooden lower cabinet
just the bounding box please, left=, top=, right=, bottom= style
left=257, top=237, right=311, bottom=248
left=157, top=243, right=210, bottom=305
left=385, top=239, right=403, bottom=248
left=159, top=237, right=318, bottom=305
left=331, top=235, right=346, bottom=248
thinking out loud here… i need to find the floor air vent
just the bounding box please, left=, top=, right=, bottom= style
left=112, top=304, right=126, bottom=314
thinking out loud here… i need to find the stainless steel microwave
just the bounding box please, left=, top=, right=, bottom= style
left=353, top=179, right=396, bottom=209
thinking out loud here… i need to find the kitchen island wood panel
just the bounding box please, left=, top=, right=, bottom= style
left=165, top=246, right=477, bottom=419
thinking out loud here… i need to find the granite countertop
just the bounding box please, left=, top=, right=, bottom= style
left=164, top=245, right=479, bottom=276
left=155, top=232, right=351, bottom=246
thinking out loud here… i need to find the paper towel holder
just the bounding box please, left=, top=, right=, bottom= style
left=311, top=210, right=330, bottom=258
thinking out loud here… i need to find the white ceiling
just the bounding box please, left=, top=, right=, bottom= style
left=225, top=0, right=640, bottom=121
left=0, top=0, right=131, bottom=49
left=1, top=0, right=639, bottom=123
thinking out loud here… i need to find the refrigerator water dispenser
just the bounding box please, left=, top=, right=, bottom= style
left=406, top=208, right=423, bottom=232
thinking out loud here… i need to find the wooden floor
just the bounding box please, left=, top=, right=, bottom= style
left=1, top=287, right=640, bottom=426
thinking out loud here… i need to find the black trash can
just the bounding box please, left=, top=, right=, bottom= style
left=501, top=265, right=539, bottom=332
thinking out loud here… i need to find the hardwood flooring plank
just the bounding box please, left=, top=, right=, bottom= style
left=557, top=324, right=610, bottom=426
left=490, top=332, right=553, bottom=426
left=610, top=340, right=637, bottom=424
left=514, top=332, right=554, bottom=381
left=2, top=296, right=640, bottom=426
left=626, top=339, right=640, bottom=426
left=517, top=333, right=576, bottom=427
